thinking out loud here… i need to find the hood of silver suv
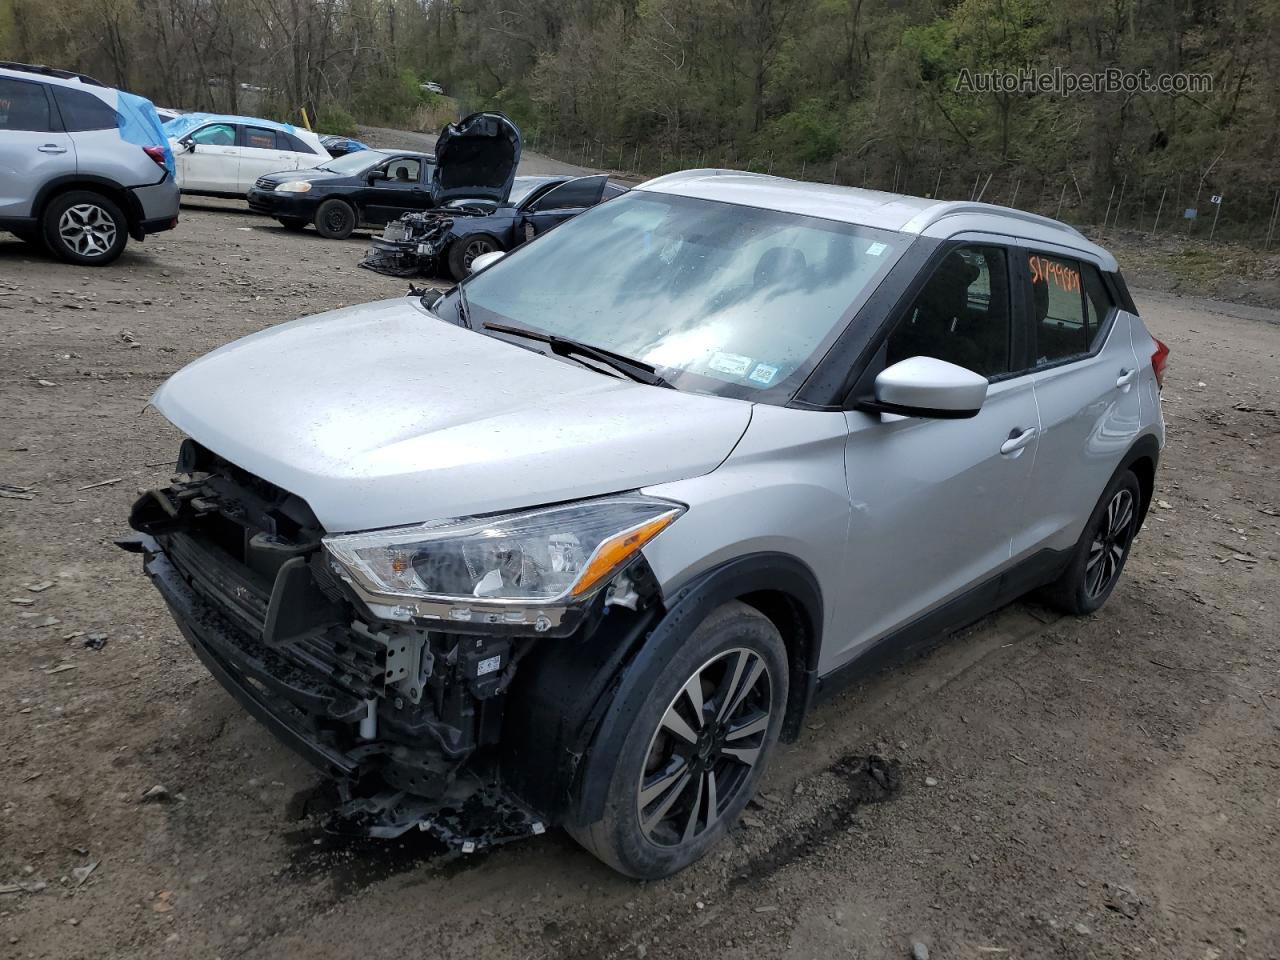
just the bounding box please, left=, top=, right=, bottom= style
left=151, top=298, right=752, bottom=532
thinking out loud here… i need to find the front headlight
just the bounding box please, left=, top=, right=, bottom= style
left=323, top=494, right=683, bottom=615
left=275, top=181, right=312, bottom=193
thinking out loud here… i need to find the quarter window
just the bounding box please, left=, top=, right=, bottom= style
left=191, top=123, right=236, bottom=146
left=885, top=246, right=1012, bottom=379
left=0, top=77, right=52, bottom=132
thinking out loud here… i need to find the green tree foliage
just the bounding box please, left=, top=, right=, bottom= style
left=2, top=0, right=1276, bottom=224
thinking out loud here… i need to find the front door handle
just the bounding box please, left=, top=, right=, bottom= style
left=37, top=144, right=68, bottom=154
left=1116, top=367, right=1138, bottom=390
left=1000, top=427, right=1038, bottom=456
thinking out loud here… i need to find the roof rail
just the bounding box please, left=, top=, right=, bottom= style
left=903, top=201, right=1085, bottom=239
left=0, top=61, right=106, bottom=87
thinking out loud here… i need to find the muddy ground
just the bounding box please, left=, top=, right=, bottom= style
left=1, top=151, right=1278, bottom=960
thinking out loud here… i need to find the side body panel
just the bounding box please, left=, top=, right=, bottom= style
left=68, top=127, right=165, bottom=188
left=829, top=376, right=1040, bottom=671
left=640, top=403, right=852, bottom=654
left=0, top=78, right=74, bottom=219
left=1015, top=318, right=1145, bottom=558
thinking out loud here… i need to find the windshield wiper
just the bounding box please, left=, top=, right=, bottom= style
left=483, top=322, right=672, bottom=388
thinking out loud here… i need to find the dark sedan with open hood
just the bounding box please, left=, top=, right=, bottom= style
left=246, top=112, right=521, bottom=239
left=361, top=173, right=627, bottom=280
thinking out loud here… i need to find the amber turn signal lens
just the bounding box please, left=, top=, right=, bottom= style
left=571, top=512, right=679, bottom=598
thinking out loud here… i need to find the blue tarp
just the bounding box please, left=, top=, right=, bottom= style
left=162, top=112, right=302, bottom=140
left=116, top=91, right=174, bottom=175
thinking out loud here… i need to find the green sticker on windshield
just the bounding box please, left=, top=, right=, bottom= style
left=749, top=363, right=778, bottom=385
left=866, top=241, right=888, bottom=256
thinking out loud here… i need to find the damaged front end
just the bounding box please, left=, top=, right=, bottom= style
left=121, top=439, right=670, bottom=850
left=358, top=212, right=453, bottom=278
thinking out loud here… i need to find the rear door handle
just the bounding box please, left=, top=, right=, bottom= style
left=1000, top=427, right=1038, bottom=456
left=1116, top=367, right=1138, bottom=390
left=37, top=144, right=68, bottom=154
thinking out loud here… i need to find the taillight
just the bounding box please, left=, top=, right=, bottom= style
left=142, top=145, right=168, bottom=169
left=1150, top=337, right=1170, bottom=390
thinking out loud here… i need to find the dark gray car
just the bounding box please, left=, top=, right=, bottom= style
left=0, top=61, right=180, bottom=265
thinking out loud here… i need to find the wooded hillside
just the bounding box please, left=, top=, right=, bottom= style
left=4, top=0, right=1276, bottom=233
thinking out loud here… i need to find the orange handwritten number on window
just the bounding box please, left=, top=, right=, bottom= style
left=1029, top=256, right=1079, bottom=293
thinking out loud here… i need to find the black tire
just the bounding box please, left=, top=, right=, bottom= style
left=1039, top=469, right=1142, bottom=615
left=276, top=217, right=308, bottom=232
left=567, top=601, right=788, bottom=879
left=447, top=233, right=502, bottom=281
left=41, top=190, right=128, bottom=265
left=313, top=199, right=356, bottom=239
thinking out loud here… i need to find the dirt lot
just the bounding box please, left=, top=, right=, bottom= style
left=1, top=170, right=1278, bottom=960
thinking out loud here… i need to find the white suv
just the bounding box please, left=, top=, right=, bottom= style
left=122, top=170, right=1168, bottom=878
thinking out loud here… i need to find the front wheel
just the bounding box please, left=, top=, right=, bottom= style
left=1040, top=469, right=1142, bottom=614
left=313, top=199, right=356, bottom=239
left=446, top=234, right=502, bottom=281
left=567, top=601, right=788, bottom=879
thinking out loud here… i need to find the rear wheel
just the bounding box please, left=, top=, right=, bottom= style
left=1040, top=469, right=1142, bottom=615
left=42, top=190, right=128, bottom=265
left=447, top=234, right=502, bottom=281
left=276, top=217, right=308, bottom=232
left=313, top=199, right=356, bottom=239
left=567, top=601, right=787, bottom=879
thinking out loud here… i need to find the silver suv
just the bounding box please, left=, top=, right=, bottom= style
left=0, top=62, right=179, bottom=264
left=121, top=171, right=1167, bottom=878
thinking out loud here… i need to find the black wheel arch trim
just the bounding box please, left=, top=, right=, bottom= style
left=1115, top=432, right=1161, bottom=533
left=563, top=551, right=822, bottom=829
left=33, top=174, right=152, bottom=239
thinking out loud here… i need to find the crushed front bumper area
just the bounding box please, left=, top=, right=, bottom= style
left=358, top=212, right=454, bottom=277
left=119, top=442, right=559, bottom=848
left=125, top=533, right=547, bottom=847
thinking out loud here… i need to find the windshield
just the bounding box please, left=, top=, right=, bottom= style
left=318, top=150, right=388, bottom=174
left=458, top=191, right=905, bottom=400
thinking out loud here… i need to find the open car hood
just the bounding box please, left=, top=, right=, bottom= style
left=432, top=112, right=521, bottom=205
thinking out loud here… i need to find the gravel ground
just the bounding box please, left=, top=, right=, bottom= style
left=1, top=169, right=1278, bottom=960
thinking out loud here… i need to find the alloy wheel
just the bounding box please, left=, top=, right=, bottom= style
left=462, top=238, right=496, bottom=270
left=636, top=647, right=773, bottom=847
left=58, top=204, right=117, bottom=258
left=1085, top=488, right=1136, bottom=598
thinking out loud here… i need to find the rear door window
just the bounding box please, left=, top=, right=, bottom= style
left=0, top=76, right=53, bottom=132
left=52, top=86, right=117, bottom=131
left=242, top=126, right=277, bottom=150
left=1026, top=253, right=1113, bottom=365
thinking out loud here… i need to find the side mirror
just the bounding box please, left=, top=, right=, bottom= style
left=367, top=169, right=388, bottom=183
left=179, top=138, right=195, bottom=152
left=865, top=356, right=988, bottom=419
left=468, top=250, right=506, bottom=274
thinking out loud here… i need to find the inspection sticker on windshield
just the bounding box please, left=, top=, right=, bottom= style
left=709, top=352, right=753, bottom=377
left=865, top=241, right=888, bottom=256
left=749, top=363, right=778, bottom=385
